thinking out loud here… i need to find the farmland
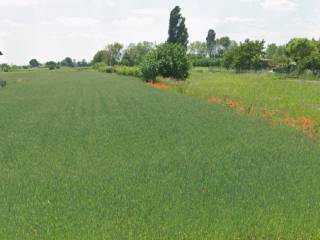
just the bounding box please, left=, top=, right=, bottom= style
left=0, top=69, right=320, bottom=239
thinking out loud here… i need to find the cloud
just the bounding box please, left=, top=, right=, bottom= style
left=192, top=16, right=258, bottom=27
left=261, top=0, right=299, bottom=12
left=223, top=17, right=257, bottom=24
left=90, top=0, right=115, bottom=6
left=111, top=16, right=155, bottom=28
left=0, top=31, right=11, bottom=37
left=130, top=8, right=168, bottom=16
left=56, top=16, right=101, bottom=27
left=240, top=0, right=260, bottom=2
left=1, top=19, right=24, bottom=28
left=0, top=0, right=39, bottom=7
left=240, top=0, right=299, bottom=12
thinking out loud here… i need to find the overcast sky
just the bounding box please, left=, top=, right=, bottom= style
left=0, top=0, right=319, bottom=64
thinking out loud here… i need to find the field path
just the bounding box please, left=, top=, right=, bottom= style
left=0, top=70, right=320, bottom=239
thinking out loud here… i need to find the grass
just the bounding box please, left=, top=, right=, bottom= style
left=162, top=68, right=320, bottom=136
left=0, top=69, right=320, bottom=239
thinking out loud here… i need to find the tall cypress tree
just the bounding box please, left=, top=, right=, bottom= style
left=206, top=29, right=216, bottom=58
left=167, top=6, right=189, bottom=48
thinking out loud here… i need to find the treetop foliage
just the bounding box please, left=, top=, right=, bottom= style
left=61, top=57, right=74, bottom=67
left=206, top=29, right=216, bottom=58
left=92, top=43, right=123, bottom=66
left=122, top=42, right=155, bottom=66
left=167, top=6, right=189, bottom=48
left=29, top=59, right=41, bottom=68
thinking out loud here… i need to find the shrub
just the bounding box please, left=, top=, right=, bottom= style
left=46, top=61, right=58, bottom=70
left=94, top=63, right=142, bottom=78
left=104, top=66, right=115, bottom=73
left=157, top=43, right=190, bottom=80
left=189, top=56, right=221, bottom=67
left=140, top=50, right=159, bottom=82
left=1, top=64, right=10, bottom=72
left=93, top=62, right=108, bottom=72
left=115, top=66, right=142, bottom=78
left=0, top=79, right=6, bottom=88
left=114, top=66, right=128, bottom=76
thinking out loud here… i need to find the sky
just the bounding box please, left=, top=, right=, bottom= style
left=0, top=0, right=319, bottom=65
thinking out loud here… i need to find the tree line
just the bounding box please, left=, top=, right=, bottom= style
left=91, top=6, right=320, bottom=80
left=29, top=57, right=90, bottom=70
left=3, top=6, right=319, bottom=79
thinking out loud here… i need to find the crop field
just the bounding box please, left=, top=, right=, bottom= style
left=1, top=69, right=320, bottom=239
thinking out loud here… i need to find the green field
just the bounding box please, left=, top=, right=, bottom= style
left=1, top=69, right=320, bottom=239
left=164, top=68, right=320, bottom=136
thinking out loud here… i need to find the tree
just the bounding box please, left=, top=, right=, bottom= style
left=222, top=45, right=238, bottom=69
left=215, top=36, right=231, bottom=56
left=286, top=38, right=316, bottom=62
left=105, top=42, right=123, bottom=66
left=93, top=50, right=111, bottom=64
left=306, top=50, right=320, bottom=75
left=286, top=38, right=316, bottom=73
left=45, top=61, right=57, bottom=70
left=233, top=39, right=265, bottom=72
left=77, top=59, right=89, bottom=67
left=61, top=57, right=74, bottom=67
left=167, top=6, right=189, bottom=48
left=0, top=64, right=10, bottom=72
left=222, top=39, right=265, bottom=72
left=219, top=37, right=231, bottom=49
left=157, top=43, right=190, bottom=80
left=29, top=59, right=41, bottom=68
left=140, top=50, right=159, bottom=82
left=266, top=44, right=289, bottom=69
left=122, top=42, right=154, bottom=66
left=265, top=43, right=278, bottom=59
left=188, top=41, right=207, bottom=57
left=206, top=29, right=216, bottom=58
left=93, top=43, right=123, bottom=66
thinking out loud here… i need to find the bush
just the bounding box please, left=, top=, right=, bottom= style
left=273, top=64, right=297, bottom=74
left=0, top=79, right=6, bottom=88
left=46, top=61, right=58, bottom=70
left=189, top=56, right=221, bottom=67
left=93, top=62, right=108, bottom=72
left=115, top=66, right=142, bottom=78
left=1, top=64, right=10, bottom=72
left=105, top=66, right=115, bottom=73
left=94, top=63, right=142, bottom=78
left=157, top=43, right=190, bottom=80
left=140, top=50, right=159, bottom=82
